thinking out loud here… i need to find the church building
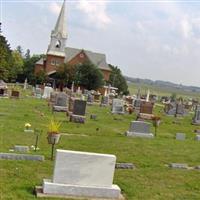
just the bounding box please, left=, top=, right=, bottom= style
left=35, top=0, right=111, bottom=82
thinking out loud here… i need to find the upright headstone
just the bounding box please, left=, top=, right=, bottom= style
left=53, top=93, right=68, bottom=112
left=100, top=95, right=109, bottom=107
left=42, top=86, right=54, bottom=99
left=125, top=121, right=154, bottom=138
left=23, top=78, right=28, bottom=90
left=87, top=93, right=94, bottom=105
left=70, top=100, right=87, bottom=123
left=36, top=149, right=122, bottom=199
left=140, top=101, right=153, bottom=114
left=35, top=88, right=42, bottom=98
left=112, top=99, right=124, bottom=114
left=175, top=103, right=185, bottom=117
left=192, top=105, right=200, bottom=125
left=11, top=90, right=20, bottom=98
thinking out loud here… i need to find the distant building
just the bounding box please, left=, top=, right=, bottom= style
left=35, top=0, right=111, bottom=82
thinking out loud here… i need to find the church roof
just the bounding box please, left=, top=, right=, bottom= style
left=35, top=57, right=46, bottom=65
left=65, top=47, right=111, bottom=71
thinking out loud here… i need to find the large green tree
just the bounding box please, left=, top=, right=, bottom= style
left=0, top=23, right=12, bottom=81
left=108, top=64, right=129, bottom=95
left=74, top=62, right=104, bottom=90
left=8, top=50, right=24, bottom=81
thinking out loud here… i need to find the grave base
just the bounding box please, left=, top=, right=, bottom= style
left=125, top=131, right=154, bottom=138
left=35, top=179, right=123, bottom=200
left=70, top=114, right=86, bottom=123
left=192, top=121, right=200, bottom=126
left=53, top=106, right=68, bottom=112
left=111, top=112, right=125, bottom=115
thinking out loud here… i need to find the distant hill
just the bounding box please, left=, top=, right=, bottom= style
left=125, top=76, right=200, bottom=93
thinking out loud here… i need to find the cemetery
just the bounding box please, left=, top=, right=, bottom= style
left=1, top=85, right=200, bottom=200
left=2, top=0, right=200, bottom=199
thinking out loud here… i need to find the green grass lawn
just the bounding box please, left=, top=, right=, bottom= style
left=0, top=93, right=200, bottom=199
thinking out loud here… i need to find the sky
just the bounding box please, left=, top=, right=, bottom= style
left=1, top=0, right=200, bottom=87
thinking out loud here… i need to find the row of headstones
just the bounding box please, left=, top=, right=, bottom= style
left=125, top=121, right=200, bottom=140
left=112, top=98, right=154, bottom=115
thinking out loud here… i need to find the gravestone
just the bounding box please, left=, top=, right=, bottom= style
left=169, top=163, right=188, bottom=169
left=70, top=100, right=87, bottom=123
left=112, top=99, right=124, bottom=114
left=36, top=149, right=122, bottom=199
left=14, top=145, right=29, bottom=153
left=176, top=133, right=185, bottom=140
left=125, top=121, right=154, bottom=138
left=73, top=100, right=86, bottom=116
left=175, top=103, right=185, bottom=117
left=94, top=93, right=101, bottom=102
left=0, top=153, right=44, bottom=161
left=195, top=135, right=200, bottom=141
left=192, top=105, right=200, bottom=125
left=87, top=93, right=94, bottom=105
left=35, top=88, right=42, bottom=98
left=140, top=101, right=153, bottom=114
left=42, top=86, right=54, bottom=99
left=11, top=90, right=19, bottom=98
left=100, top=96, right=109, bottom=107
left=164, top=102, right=176, bottom=115
left=53, top=93, right=68, bottom=112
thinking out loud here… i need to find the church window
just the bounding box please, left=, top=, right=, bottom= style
left=51, top=60, right=56, bottom=65
left=79, top=53, right=84, bottom=58
left=55, top=40, right=61, bottom=48
left=55, top=60, right=60, bottom=66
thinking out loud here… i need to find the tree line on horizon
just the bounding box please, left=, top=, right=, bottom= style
left=0, top=23, right=129, bottom=95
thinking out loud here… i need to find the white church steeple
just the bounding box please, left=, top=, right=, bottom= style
left=47, top=0, right=67, bottom=57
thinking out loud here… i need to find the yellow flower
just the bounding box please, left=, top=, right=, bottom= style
left=25, top=123, right=31, bottom=128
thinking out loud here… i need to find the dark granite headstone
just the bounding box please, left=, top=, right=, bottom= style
left=11, top=90, right=19, bottom=98
left=73, top=100, right=86, bottom=116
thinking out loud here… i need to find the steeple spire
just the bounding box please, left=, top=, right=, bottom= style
left=47, top=0, right=67, bottom=56
left=53, top=0, right=67, bottom=39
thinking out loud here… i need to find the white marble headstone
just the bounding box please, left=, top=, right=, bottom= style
left=53, top=150, right=116, bottom=187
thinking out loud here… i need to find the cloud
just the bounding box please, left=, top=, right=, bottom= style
left=76, top=0, right=111, bottom=28
left=49, top=2, right=61, bottom=15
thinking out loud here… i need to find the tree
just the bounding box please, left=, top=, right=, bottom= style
left=74, top=62, right=104, bottom=90
left=108, top=64, right=129, bottom=95
left=54, top=63, right=77, bottom=90
left=0, top=23, right=12, bottom=81
left=8, top=50, right=24, bottom=81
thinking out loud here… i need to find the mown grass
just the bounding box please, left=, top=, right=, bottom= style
left=0, top=91, right=200, bottom=200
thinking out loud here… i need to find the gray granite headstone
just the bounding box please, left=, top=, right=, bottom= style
left=112, top=99, right=124, bottom=114
left=169, top=163, right=188, bottom=169
left=176, top=133, right=186, bottom=140
left=192, top=105, right=200, bottom=125
left=14, top=145, right=29, bottom=152
left=101, top=96, right=109, bottom=106
left=126, top=121, right=154, bottom=138
left=55, top=93, right=68, bottom=107
left=0, top=153, right=44, bottom=161
left=73, top=100, right=86, bottom=116
left=87, top=94, right=94, bottom=104
left=175, top=103, right=185, bottom=116
left=195, top=135, right=200, bottom=141
left=115, top=163, right=135, bottom=169
left=35, top=88, right=42, bottom=98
